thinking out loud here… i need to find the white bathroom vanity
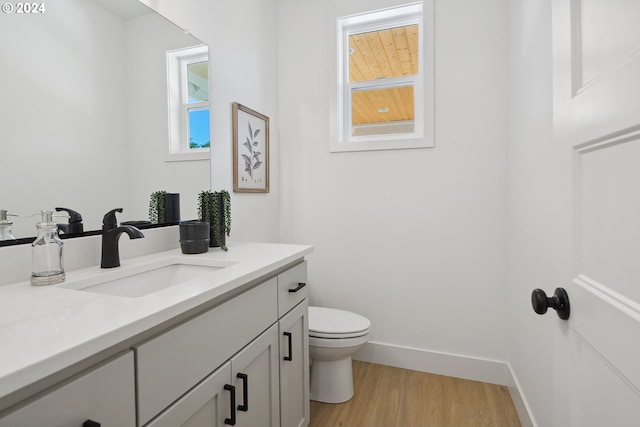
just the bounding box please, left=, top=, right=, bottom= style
left=0, top=241, right=312, bottom=427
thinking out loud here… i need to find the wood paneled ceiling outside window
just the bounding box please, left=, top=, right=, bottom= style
left=349, top=24, right=418, bottom=126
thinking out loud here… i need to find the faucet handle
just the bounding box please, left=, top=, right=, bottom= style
left=55, top=207, right=83, bottom=224
left=103, top=208, right=123, bottom=230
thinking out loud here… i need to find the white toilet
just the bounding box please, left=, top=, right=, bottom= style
left=308, top=306, right=371, bottom=403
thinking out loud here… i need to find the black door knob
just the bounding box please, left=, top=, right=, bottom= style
left=531, top=287, right=570, bottom=320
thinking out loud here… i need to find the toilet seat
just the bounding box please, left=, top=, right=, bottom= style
left=309, top=306, right=371, bottom=339
left=309, top=334, right=369, bottom=348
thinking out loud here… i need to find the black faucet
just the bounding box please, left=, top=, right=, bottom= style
left=101, top=208, right=144, bottom=268
left=55, top=207, right=84, bottom=234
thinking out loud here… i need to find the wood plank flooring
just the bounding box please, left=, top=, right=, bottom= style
left=309, top=361, right=522, bottom=427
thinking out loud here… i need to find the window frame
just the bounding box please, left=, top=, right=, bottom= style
left=331, top=2, right=434, bottom=152
left=166, top=45, right=210, bottom=161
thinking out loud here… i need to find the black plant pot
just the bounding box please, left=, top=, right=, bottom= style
left=200, top=193, right=227, bottom=248
left=164, top=193, right=180, bottom=223
left=209, top=221, right=226, bottom=248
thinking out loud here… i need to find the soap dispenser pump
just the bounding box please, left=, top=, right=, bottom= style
left=0, top=210, right=17, bottom=240
left=31, top=210, right=65, bottom=286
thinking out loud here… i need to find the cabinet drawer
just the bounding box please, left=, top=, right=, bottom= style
left=0, top=352, right=135, bottom=427
left=136, top=278, right=278, bottom=426
left=277, top=261, right=308, bottom=317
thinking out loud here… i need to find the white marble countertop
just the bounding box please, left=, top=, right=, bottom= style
left=0, top=241, right=312, bottom=401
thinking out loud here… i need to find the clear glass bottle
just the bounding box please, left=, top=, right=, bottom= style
left=31, top=210, right=65, bottom=286
left=0, top=210, right=16, bottom=240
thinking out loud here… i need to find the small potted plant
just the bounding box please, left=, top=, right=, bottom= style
left=198, top=190, right=231, bottom=250
left=149, top=190, right=180, bottom=224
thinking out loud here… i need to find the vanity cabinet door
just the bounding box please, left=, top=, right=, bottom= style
left=136, top=278, right=278, bottom=426
left=231, top=323, right=280, bottom=427
left=0, top=352, right=135, bottom=427
left=279, top=300, right=310, bottom=427
left=148, top=324, right=280, bottom=427
left=145, top=362, right=232, bottom=427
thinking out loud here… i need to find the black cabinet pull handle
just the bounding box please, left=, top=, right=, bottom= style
left=224, top=384, right=236, bottom=425
left=237, top=372, right=248, bottom=412
left=83, top=421, right=100, bottom=427
left=288, top=282, right=306, bottom=293
left=283, top=332, right=293, bottom=361
left=531, top=287, right=570, bottom=320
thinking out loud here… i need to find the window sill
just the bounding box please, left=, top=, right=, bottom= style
left=165, top=151, right=210, bottom=162
left=329, top=136, right=433, bottom=153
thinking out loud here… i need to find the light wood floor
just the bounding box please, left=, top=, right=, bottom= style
left=309, top=361, right=522, bottom=427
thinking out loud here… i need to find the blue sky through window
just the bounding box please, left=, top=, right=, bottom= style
left=189, top=109, right=210, bottom=148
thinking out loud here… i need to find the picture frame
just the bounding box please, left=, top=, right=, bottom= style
left=232, top=102, right=270, bottom=193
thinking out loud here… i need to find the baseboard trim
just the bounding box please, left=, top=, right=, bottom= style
left=506, top=364, right=537, bottom=427
left=353, top=341, right=535, bottom=426
left=353, top=341, right=509, bottom=385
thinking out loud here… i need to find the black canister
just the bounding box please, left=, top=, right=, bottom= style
left=179, top=221, right=210, bottom=254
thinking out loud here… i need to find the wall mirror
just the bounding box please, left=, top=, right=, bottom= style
left=0, top=0, right=210, bottom=243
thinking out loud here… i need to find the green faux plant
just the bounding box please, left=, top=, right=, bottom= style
left=149, top=190, right=167, bottom=224
left=198, top=190, right=231, bottom=251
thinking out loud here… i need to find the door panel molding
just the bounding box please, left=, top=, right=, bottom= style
left=571, top=275, right=640, bottom=393
left=576, top=138, right=640, bottom=303
left=553, top=0, right=640, bottom=147
left=574, top=275, right=640, bottom=321
left=570, top=0, right=640, bottom=95
left=574, top=124, right=640, bottom=154
left=570, top=333, right=640, bottom=426
left=574, top=330, right=640, bottom=398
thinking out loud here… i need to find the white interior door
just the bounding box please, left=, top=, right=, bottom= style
left=552, top=0, right=640, bottom=425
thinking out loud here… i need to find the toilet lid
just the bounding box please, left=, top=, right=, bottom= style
left=309, top=306, right=371, bottom=338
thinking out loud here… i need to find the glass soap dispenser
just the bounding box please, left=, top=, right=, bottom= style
left=0, top=210, right=17, bottom=240
left=31, top=210, right=65, bottom=286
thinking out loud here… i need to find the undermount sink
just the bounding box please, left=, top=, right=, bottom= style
left=61, top=259, right=234, bottom=298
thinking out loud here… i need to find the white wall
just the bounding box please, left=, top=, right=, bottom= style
left=506, top=1, right=573, bottom=425
left=125, top=13, right=209, bottom=222
left=141, top=0, right=281, bottom=243
left=278, top=0, right=509, bottom=371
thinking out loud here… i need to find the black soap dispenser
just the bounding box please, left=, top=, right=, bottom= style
left=31, top=210, right=65, bottom=286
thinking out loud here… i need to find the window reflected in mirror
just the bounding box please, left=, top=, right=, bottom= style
left=167, top=46, right=210, bottom=156
left=188, top=109, right=210, bottom=148
left=186, top=60, right=210, bottom=148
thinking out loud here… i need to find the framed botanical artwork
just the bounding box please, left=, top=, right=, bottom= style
left=232, top=102, right=269, bottom=193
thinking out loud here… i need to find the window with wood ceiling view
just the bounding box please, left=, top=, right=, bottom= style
left=349, top=24, right=418, bottom=137
left=332, top=2, right=431, bottom=152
